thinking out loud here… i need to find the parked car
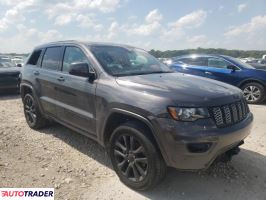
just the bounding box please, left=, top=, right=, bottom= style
left=249, top=62, right=266, bottom=70
left=259, top=59, right=266, bottom=65
left=11, top=57, right=24, bottom=67
left=170, top=54, right=266, bottom=104
left=0, top=58, right=21, bottom=91
left=20, top=41, right=253, bottom=190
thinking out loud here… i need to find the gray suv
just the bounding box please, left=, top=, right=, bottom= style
left=20, top=41, right=253, bottom=190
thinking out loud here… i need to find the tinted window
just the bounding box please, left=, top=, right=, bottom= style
left=28, top=50, right=42, bottom=65
left=42, top=47, right=62, bottom=71
left=63, top=47, right=89, bottom=73
left=207, top=57, right=231, bottom=69
left=180, top=57, right=207, bottom=66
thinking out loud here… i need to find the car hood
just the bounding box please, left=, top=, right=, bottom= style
left=115, top=72, right=243, bottom=107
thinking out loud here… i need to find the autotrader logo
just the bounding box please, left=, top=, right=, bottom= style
left=0, top=188, right=54, bottom=199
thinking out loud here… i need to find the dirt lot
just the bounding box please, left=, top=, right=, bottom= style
left=0, top=94, right=265, bottom=200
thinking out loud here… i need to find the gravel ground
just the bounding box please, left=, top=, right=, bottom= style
left=0, top=94, right=266, bottom=200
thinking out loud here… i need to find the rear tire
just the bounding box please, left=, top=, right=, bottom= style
left=109, top=121, right=166, bottom=191
left=241, top=82, right=265, bottom=104
left=23, top=93, right=48, bottom=129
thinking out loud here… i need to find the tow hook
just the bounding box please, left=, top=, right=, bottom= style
left=219, top=141, right=244, bottom=162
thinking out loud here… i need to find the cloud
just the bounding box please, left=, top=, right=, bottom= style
left=75, top=14, right=103, bottom=31
left=237, top=4, right=247, bottom=13
left=38, top=29, right=63, bottom=43
left=129, top=22, right=161, bottom=36
left=145, top=9, right=163, bottom=23
left=0, top=0, right=33, bottom=31
left=224, top=15, right=266, bottom=37
left=162, top=10, right=207, bottom=40
left=85, top=0, right=121, bottom=13
left=107, top=21, right=119, bottom=39
left=218, top=5, right=224, bottom=11
left=76, top=14, right=95, bottom=28
left=15, top=24, right=62, bottom=42
left=45, top=0, right=121, bottom=19
left=125, top=9, right=163, bottom=36
left=54, top=14, right=74, bottom=26
left=169, top=10, right=207, bottom=29
left=0, top=20, right=8, bottom=31
left=128, top=15, right=137, bottom=20
left=187, top=35, right=207, bottom=45
left=223, top=15, right=266, bottom=49
left=0, top=23, right=63, bottom=53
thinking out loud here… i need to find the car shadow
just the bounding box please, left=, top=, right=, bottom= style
left=39, top=124, right=266, bottom=200
left=39, top=124, right=112, bottom=168
left=140, top=149, right=266, bottom=200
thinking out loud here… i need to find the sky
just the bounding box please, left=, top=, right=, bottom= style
left=0, top=0, right=266, bottom=53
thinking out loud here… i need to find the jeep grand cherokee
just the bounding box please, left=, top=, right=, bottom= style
left=20, top=41, right=253, bottom=190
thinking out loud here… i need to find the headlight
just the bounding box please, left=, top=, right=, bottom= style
left=167, top=107, right=210, bottom=121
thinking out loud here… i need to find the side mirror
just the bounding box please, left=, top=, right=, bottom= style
left=227, top=65, right=237, bottom=72
left=69, top=62, right=96, bottom=82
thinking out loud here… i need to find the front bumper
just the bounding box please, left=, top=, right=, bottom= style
left=152, top=112, right=253, bottom=170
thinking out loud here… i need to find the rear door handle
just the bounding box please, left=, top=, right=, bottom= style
left=33, top=71, right=39, bottom=76
left=57, top=77, right=65, bottom=82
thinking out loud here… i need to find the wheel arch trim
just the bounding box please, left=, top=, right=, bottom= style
left=100, top=108, right=169, bottom=163
left=238, top=78, right=266, bottom=88
left=20, top=82, right=45, bottom=115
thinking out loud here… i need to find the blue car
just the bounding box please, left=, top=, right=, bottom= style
left=170, top=54, right=266, bottom=104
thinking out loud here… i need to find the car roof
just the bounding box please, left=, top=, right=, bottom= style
left=173, top=54, right=229, bottom=59
left=34, top=40, right=136, bottom=50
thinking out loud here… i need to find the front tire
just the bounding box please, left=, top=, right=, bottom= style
left=241, top=82, right=265, bottom=104
left=109, top=122, right=166, bottom=191
left=23, top=93, right=48, bottom=129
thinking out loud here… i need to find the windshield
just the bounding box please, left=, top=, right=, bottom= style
left=224, top=56, right=255, bottom=69
left=90, top=46, right=173, bottom=76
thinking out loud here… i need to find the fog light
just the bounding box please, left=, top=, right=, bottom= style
left=187, top=142, right=212, bottom=153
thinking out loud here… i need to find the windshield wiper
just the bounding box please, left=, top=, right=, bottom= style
left=148, top=71, right=174, bottom=74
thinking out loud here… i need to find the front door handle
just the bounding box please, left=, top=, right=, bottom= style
left=205, top=71, right=213, bottom=75
left=33, top=71, right=39, bottom=76
left=57, top=77, right=65, bottom=82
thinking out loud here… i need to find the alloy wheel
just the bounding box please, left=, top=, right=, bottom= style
left=24, top=95, right=37, bottom=125
left=243, top=85, right=261, bottom=102
left=113, top=134, right=148, bottom=182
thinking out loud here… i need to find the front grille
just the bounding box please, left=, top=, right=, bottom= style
left=209, top=100, right=250, bottom=128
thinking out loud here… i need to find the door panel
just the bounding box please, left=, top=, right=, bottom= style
left=204, top=57, right=243, bottom=86
left=176, top=57, right=208, bottom=77
left=37, top=46, right=64, bottom=116
left=37, top=70, right=63, bottom=116
left=181, top=65, right=208, bottom=77
left=55, top=46, right=97, bottom=135
left=56, top=74, right=96, bottom=134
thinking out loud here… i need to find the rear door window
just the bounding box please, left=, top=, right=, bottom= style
left=41, top=47, right=63, bottom=71
left=180, top=57, right=208, bottom=66
left=207, top=57, right=231, bottom=69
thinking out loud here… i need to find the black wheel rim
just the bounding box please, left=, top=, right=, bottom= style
left=24, top=95, right=37, bottom=125
left=113, top=134, right=148, bottom=182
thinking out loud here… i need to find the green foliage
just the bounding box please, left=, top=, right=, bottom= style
left=149, top=48, right=266, bottom=59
